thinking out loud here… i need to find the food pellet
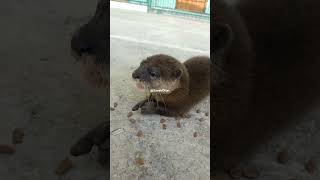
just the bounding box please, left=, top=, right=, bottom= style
left=12, top=128, right=25, bottom=144
left=196, top=109, right=200, bottom=113
left=305, top=159, right=317, bottom=174
left=0, top=144, right=15, bottom=154
left=160, top=118, right=166, bottom=123
left=177, top=121, right=181, bottom=128
left=205, top=112, right=209, bottom=116
left=113, top=102, right=118, bottom=108
left=110, top=107, right=115, bottom=111
left=136, top=157, right=144, bottom=166
left=162, top=124, right=167, bottom=130
left=242, top=167, right=259, bottom=178
left=193, top=132, right=198, bottom=137
left=184, top=114, right=191, bottom=118
left=199, top=118, right=205, bottom=122
left=137, top=130, right=143, bottom=137
left=55, top=157, right=73, bottom=175
left=277, top=149, right=289, bottom=164
left=129, top=118, right=136, bottom=123
left=127, top=111, right=133, bottom=118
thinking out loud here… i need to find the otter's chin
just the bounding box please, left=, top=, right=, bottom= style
left=79, top=54, right=108, bottom=88
left=136, top=82, right=145, bottom=90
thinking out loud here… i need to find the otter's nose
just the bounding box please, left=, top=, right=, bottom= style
left=71, top=30, right=93, bottom=56
left=132, top=70, right=140, bottom=79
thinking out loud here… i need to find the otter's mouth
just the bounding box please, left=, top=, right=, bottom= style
left=71, top=49, right=108, bottom=88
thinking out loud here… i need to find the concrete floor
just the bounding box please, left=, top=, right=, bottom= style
left=110, top=8, right=210, bottom=180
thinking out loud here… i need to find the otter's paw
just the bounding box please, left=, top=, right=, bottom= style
left=132, top=99, right=148, bottom=111
left=140, top=101, right=156, bottom=114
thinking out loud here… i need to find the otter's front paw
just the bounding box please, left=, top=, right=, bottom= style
left=132, top=99, right=148, bottom=111
left=140, top=101, right=156, bottom=114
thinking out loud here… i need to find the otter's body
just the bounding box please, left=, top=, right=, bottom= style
left=132, top=54, right=210, bottom=117
left=214, top=0, right=320, bottom=173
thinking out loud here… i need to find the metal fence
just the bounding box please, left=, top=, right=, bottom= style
left=127, top=0, right=210, bottom=20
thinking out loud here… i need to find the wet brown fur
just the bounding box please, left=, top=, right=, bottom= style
left=132, top=54, right=210, bottom=117
left=214, top=0, right=320, bottom=174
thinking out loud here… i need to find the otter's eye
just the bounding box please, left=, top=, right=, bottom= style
left=150, top=71, right=157, bottom=78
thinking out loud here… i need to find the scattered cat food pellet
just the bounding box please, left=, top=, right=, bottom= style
left=12, top=128, right=25, bottom=144
left=177, top=121, right=181, bottom=128
left=305, top=159, right=317, bottom=174
left=242, top=167, right=259, bottom=179
left=137, top=130, right=143, bottom=137
left=40, top=58, right=48, bottom=61
left=110, top=107, right=115, bottom=111
left=129, top=118, right=136, bottom=123
left=55, top=157, right=73, bottom=176
left=162, top=124, right=167, bottom=130
left=160, top=118, right=166, bottom=123
left=205, top=112, right=209, bottom=116
left=199, top=118, right=205, bottom=122
left=127, top=111, right=133, bottom=118
left=196, top=109, right=200, bottom=113
left=193, top=132, right=198, bottom=137
left=113, top=102, right=118, bottom=108
left=229, top=167, right=242, bottom=179
left=277, top=149, right=289, bottom=164
left=135, top=157, right=144, bottom=166
left=0, top=144, right=15, bottom=154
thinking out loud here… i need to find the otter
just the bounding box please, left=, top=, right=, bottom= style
left=214, top=0, right=320, bottom=175
left=131, top=54, right=210, bottom=117
left=70, top=0, right=108, bottom=88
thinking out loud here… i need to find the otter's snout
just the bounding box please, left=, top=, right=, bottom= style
left=132, top=69, right=140, bottom=79
left=71, top=29, right=93, bottom=58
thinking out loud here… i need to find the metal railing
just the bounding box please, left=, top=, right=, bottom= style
left=127, top=0, right=210, bottom=20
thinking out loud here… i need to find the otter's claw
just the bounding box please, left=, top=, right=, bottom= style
left=132, top=99, right=148, bottom=111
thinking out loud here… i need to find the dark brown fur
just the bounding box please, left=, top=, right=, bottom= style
left=132, top=54, right=210, bottom=117
left=214, top=0, right=320, bottom=174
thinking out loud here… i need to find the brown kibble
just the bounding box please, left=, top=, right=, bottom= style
left=242, top=167, right=260, bottom=178
left=205, top=112, right=209, bottom=116
left=137, top=130, right=143, bottom=137
left=12, top=128, right=25, bottom=144
left=113, top=102, right=118, bottom=108
left=177, top=121, right=181, bottom=128
left=135, top=157, right=144, bottom=166
left=55, top=157, right=73, bottom=175
left=199, top=118, right=205, bottom=122
left=277, top=149, right=289, bottom=164
left=127, top=111, right=133, bottom=118
left=196, top=109, right=200, bottom=113
left=110, top=107, right=115, bottom=111
left=193, top=132, right=198, bottom=137
left=229, top=167, right=242, bottom=179
left=129, top=118, right=136, bottom=123
left=160, top=118, right=166, bottom=123
left=305, top=159, right=317, bottom=174
left=162, top=124, right=167, bottom=130
left=0, top=144, right=15, bottom=154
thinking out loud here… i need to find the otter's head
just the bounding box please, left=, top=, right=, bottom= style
left=132, top=54, right=187, bottom=94
left=70, top=0, right=108, bottom=88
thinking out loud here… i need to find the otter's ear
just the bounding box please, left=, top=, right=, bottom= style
left=175, top=69, right=182, bottom=79
left=214, top=23, right=233, bottom=54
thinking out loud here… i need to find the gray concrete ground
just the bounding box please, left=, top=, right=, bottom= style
left=110, top=8, right=210, bottom=180
left=0, top=0, right=107, bottom=180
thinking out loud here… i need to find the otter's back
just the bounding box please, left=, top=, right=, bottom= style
left=183, top=56, right=210, bottom=99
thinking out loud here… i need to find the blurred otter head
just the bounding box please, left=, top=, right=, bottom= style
left=70, top=0, right=108, bottom=88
